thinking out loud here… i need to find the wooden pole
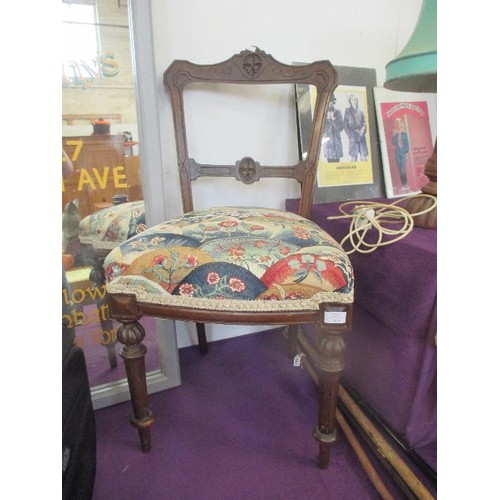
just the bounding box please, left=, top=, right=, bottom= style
left=339, top=384, right=434, bottom=500
left=336, top=409, right=394, bottom=500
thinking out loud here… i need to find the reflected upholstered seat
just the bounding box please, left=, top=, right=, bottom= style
left=78, top=200, right=147, bottom=368
left=79, top=200, right=146, bottom=252
left=103, top=48, right=354, bottom=469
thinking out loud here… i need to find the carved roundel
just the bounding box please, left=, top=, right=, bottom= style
left=238, top=157, right=257, bottom=184
left=242, top=53, right=263, bottom=78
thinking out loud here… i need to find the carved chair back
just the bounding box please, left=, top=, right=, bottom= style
left=163, top=48, right=338, bottom=219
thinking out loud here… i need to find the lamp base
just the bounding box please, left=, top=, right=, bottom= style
left=403, top=194, right=436, bottom=229
left=403, top=141, right=437, bottom=230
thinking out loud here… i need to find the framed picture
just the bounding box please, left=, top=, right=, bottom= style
left=295, top=66, right=385, bottom=203
left=373, top=87, right=437, bottom=198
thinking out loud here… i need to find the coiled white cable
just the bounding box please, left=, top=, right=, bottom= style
left=326, top=194, right=437, bottom=254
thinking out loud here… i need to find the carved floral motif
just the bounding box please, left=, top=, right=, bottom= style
left=238, top=157, right=257, bottom=183
left=242, top=52, right=263, bottom=78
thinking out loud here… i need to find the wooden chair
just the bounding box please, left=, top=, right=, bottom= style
left=103, top=48, right=354, bottom=469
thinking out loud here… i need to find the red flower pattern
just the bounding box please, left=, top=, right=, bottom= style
left=207, top=272, right=220, bottom=285
left=184, top=255, right=198, bottom=267
left=229, top=278, right=245, bottom=293
left=294, top=227, right=311, bottom=240
left=218, top=220, right=238, bottom=228
left=254, top=240, right=267, bottom=248
left=179, top=283, right=195, bottom=296
left=152, top=255, right=167, bottom=266
left=229, top=244, right=245, bottom=260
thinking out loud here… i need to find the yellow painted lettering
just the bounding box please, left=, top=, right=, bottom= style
left=92, top=167, right=109, bottom=189
left=99, top=303, right=110, bottom=322
left=101, top=330, right=112, bottom=345
left=86, top=308, right=101, bottom=325
left=62, top=287, right=71, bottom=305
left=78, top=169, right=96, bottom=191
left=87, top=284, right=107, bottom=302
left=71, top=309, right=87, bottom=326
left=113, top=166, right=128, bottom=188
left=71, top=288, right=86, bottom=304
left=96, top=328, right=117, bottom=345
left=62, top=314, right=73, bottom=328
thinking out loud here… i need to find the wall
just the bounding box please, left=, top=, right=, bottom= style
left=144, top=0, right=424, bottom=347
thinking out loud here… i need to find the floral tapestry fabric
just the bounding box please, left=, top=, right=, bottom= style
left=104, top=206, right=354, bottom=312
left=79, top=201, right=146, bottom=250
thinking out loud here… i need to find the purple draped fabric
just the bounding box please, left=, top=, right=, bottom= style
left=286, top=198, right=437, bottom=469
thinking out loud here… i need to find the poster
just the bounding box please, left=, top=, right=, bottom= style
left=374, top=87, right=437, bottom=198
left=311, top=85, right=375, bottom=188
left=295, top=65, right=384, bottom=203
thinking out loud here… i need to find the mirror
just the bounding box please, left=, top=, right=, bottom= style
left=62, top=0, right=178, bottom=408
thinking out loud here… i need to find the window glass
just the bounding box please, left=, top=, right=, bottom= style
left=62, top=2, right=100, bottom=86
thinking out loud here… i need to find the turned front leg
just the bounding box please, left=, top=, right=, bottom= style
left=313, top=330, right=346, bottom=469
left=117, top=320, right=154, bottom=452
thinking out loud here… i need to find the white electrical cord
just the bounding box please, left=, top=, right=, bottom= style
left=327, top=194, right=437, bottom=254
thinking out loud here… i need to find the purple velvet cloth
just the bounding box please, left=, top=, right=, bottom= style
left=286, top=198, right=437, bottom=469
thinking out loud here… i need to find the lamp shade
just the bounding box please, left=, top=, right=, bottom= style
left=385, top=0, right=437, bottom=93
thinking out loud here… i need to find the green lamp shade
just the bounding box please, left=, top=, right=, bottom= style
left=385, top=0, right=437, bottom=93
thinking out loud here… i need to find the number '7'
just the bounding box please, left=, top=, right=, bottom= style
left=63, top=140, right=83, bottom=162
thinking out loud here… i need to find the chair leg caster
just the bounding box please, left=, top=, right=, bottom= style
left=131, top=411, right=154, bottom=453
left=314, top=425, right=337, bottom=469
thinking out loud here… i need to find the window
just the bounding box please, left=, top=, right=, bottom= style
left=62, top=1, right=99, bottom=86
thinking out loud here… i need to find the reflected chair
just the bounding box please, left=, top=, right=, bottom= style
left=103, top=48, right=354, bottom=469
left=78, top=200, right=147, bottom=368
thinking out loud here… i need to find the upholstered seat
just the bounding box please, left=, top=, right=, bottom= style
left=104, top=206, right=353, bottom=311
left=104, top=48, right=354, bottom=469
